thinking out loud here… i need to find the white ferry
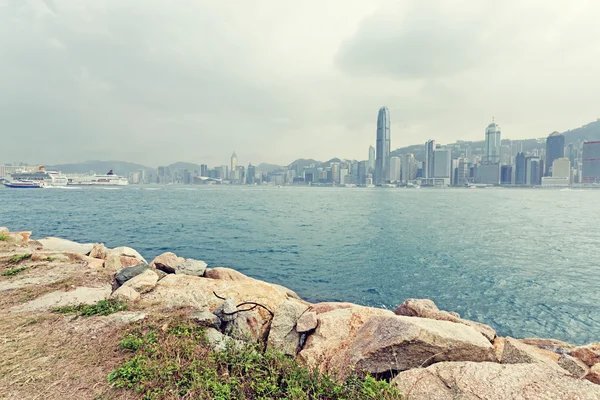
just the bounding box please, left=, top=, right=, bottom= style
left=11, top=166, right=68, bottom=187
left=68, top=170, right=129, bottom=186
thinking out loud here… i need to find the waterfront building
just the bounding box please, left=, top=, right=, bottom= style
left=331, top=162, right=340, bottom=184
left=339, top=168, right=349, bottom=185
left=457, top=157, right=469, bottom=185
left=501, top=165, right=512, bottom=185
left=390, top=156, right=401, bottom=183
left=501, top=144, right=511, bottom=166
left=433, top=148, right=451, bottom=182
left=200, top=164, right=208, bottom=177
left=582, top=141, right=600, bottom=183
left=231, top=152, right=238, bottom=177
left=402, top=153, right=416, bottom=183
left=525, top=156, right=541, bottom=186
left=247, top=163, right=256, bottom=184
left=545, top=132, right=565, bottom=176
left=357, top=161, right=367, bottom=185
left=368, top=146, right=376, bottom=172
left=375, top=107, right=391, bottom=185
left=476, top=163, right=501, bottom=185
left=424, top=139, right=436, bottom=178
left=515, top=152, right=526, bottom=185
left=484, top=121, right=501, bottom=165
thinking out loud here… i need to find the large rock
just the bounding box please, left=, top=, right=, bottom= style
left=521, top=337, right=575, bottom=355
left=298, top=304, right=394, bottom=375
left=105, top=247, right=147, bottom=271
left=558, top=354, right=590, bottom=379
left=122, top=269, right=158, bottom=293
left=89, top=243, right=107, bottom=259
left=392, top=361, right=600, bottom=400
left=174, top=259, right=207, bottom=277
left=149, top=252, right=184, bottom=274
left=501, top=337, right=565, bottom=373
left=0, top=227, right=8, bottom=233
left=110, top=286, right=141, bottom=303
left=115, top=264, right=149, bottom=286
left=10, top=286, right=111, bottom=313
left=296, top=311, right=318, bottom=333
left=346, top=315, right=496, bottom=376
left=214, top=297, right=238, bottom=323
left=6, top=231, right=32, bottom=243
left=586, top=363, right=600, bottom=384
left=267, top=300, right=309, bottom=355
left=394, top=298, right=496, bottom=342
left=204, top=328, right=244, bottom=352
left=37, top=237, right=94, bottom=255
left=189, top=310, right=221, bottom=329
left=572, top=343, right=600, bottom=367
left=204, top=267, right=252, bottom=281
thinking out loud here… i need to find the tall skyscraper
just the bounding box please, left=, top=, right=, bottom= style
left=484, top=121, right=501, bottom=165
left=525, top=156, right=541, bottom=186
left=433, top=148, right=451, bottom=180
left=424, top=139, right=436, bottom=178
left=389, top=156, right=401, bottom=182
left=375, top=106, right=391, bottom=185
left=515, top=152, right=526, bottom=185
left=368, top=146, right=376, bottom=172
left=247, top=163, right=256, bottom=184
left=330, top=162, right=340, bottom=184
left=402, top=153, right=416, bottom=183
left=582, top=141, right=600, bottom=183
left=231, top=152, right=238, bottom=178
left=545, top=132, right=565, bottom=176
left=457, top=157, right=469, bottom=186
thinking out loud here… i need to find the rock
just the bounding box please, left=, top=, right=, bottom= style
left=572, top=343, right=600, bottom=367
left=392, top=361, right=600, bottom=400
left=89, top=243, right=107, bottom=259
left=30, top=252, right=72, bottom=262
left=501, top=337, right=565, bottom=373
left=149, top=252, right=184, bottom=274
left=189, top=310, right=221, bottom=329
left=346, top=315, right=496, bottom=376
left=105, top=247, right=147, bottom=270
left=110, top=246, right=147, bottom=263
left=394, top=298, right=496, bottom=342
left=102, top=312, right=146, bottom=324
left=174, top=259, right=207, bottom=277
left=585, top=364, right=600, bottom=384
left=558, top=354, right=590, bottom=379
left=115, top=264, right=149, bottom=286
left=10, top=286, right=112, bottom=313
left=37, top=237, right=94, bottom=255
left=6, top=231, right=32, bottom=243
left=204, top=328, right=243, bottom=352
left=225, top=310, right=265, bottom=342
left=214, top=297, right=237, bottom=323
left=204, top=267, right=252, bottom=281
left=494, top=337, right=506, bottom=362
left=521, top=337, right=576, bottom=353
left=298, top=305, right=394, bottom=375
left=296, top=311, right=318, bottom=333
left=0, top=227, right=8, bottom=233
left=111, top=286, right=141, bottom=303
left=83, top=255, right=105, bottom=269
left=267, top=300, right=309, bottom=355
left=122, top=269, right=158, bottom=293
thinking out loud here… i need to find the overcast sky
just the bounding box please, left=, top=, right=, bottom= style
left=1, top=0, right=599, bottom=167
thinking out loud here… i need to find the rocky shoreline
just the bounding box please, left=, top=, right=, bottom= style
left=1, top=227, right=599, bottom=399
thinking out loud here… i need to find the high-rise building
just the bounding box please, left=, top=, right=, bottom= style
left=433, top=148, right=451, bottom=179
left=484, top=121, right=501, bottom=165
left=231, top=152, right=238, bottom=177
left=247, top=163, right=256, bottom=184
left=525, top=156, right=541, bottom=186
left=390, top=156, right=401, bottom=182
left=515, top=152, right=526, bottom=185
left=424, top=139, right=436, bottom=178
left=582, top=141, right=600, bottom=183
left=500, top=144, right=511, bottom=165
left=402, top=153, right=416, bottom=183
left=330, top=162, right=340, bottom=184
left=375, top=106, right=391, bottom=185
left=457, top=157, right=469, bottom=186
left=200, top=164, right=208, bottom=177
left=500, top=165, right=512, bottom=185
left=339, top=168, right=349, bottom=185
left=552, top=158, right=570, bottom=178
left=357, top=161, right=367, bottom=185
left=368, top=146, right=376, bottom=172
left=545, top=132, right=565, bottom=176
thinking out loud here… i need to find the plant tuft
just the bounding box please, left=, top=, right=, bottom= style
left=2, top=267, right=27, bottom=276
left=53, top=299, right=128, bottom=317
left=8, top=254, right=31, bottom=264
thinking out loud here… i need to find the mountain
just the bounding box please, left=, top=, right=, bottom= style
left=166, top=162, right=202, bottom=172
left=255, top=163, right=282, bottom=173
left=46, top=160, right=153, bottom=176
left=288, top=158, right=322, bottom=169
left=563, top=119, right=600, bottom=144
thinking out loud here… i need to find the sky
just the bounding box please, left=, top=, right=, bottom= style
left=1, top=0, right=600, bottom=167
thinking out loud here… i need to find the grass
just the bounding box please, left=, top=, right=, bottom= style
left=0, top=233, right=10, bottom=241
left=108, top=317, right=402, bottom=400
left=45, top=256, right=56, bottom=262
left=1, top=267, right=27, bottom=276
left=8, top=254, right=31, bottom=264
left=53, top=299, right=128, bottom=317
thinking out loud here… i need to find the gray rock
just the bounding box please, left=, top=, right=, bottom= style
left=122, top=269, right=158, bottom=293
left=111, top=286, right=141, bottom=303
left=501, top=337, right=566, bottom=373
left=37, top=237, right=94, bottom=255
left=189, top=310, right=222, bottom=329
left=175, top=259, right=207, bottom=277
left=268, top=300, right=309, bottom=355
left=214, top=297, right=237, bottom=322
left=149, top=252, right=184, bottom=274
left=115, top=264, right=149, bottom=286
left=392, top=361, right=600, bottom=400
left=204, top=328, right=244, bottom=352
left=559, top=354, right=590, bottom=379
left=10, top=286, right=112, bottom=313
left=296, top=311, right=318, bottom=333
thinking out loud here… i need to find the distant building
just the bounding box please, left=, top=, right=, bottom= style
left=339, top=168, right=349, bottom=185
left=424, top=139, right=436, bottom=178
left=582, top=141, right=600, bottom=183
left=484, top=121, right=501, bottom=165
left=330, top=162, right=340, bottom=184
left=231, top=152, right=238, bottom=178
left=457, top=157, right=469, bottom=186
left=500, top=165, right=512, bottom=185
left=368, top=146, right=376, bottom=172
left=200, top=164, right=208, bottom=177
left=545, top=132, right=565, bottom=176
left=515, top=152, right=526, bottom=185
left=433, top=148, right=451, bottom=181
left=390, top=156, right=401, bottom=183
left=357, top=161, right=368, bottom=185
left=402, top=153, right=416, bottom=183
left=247, top=163, right=256, bottom=184
left=375, top=106, right=391, bottom=185
left=476, top=163, right=501, bottom=185
left=525, top=156, right=541, bottom=186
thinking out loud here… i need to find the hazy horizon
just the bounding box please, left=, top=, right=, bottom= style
left=2, top=0, right=600, bottom=166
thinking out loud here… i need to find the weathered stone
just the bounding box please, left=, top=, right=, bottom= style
left=204, top=267, right=252, bottom=281
left=572, top=343, right=600, bottom=367
left=7, top=231, right=32, bottom=243
left=0, top=227, right=9, bottom=233
left=149, top=252, right=184, bottom=274
left=558, top=354, right=590, bottom=379
left=296, top=311, right=318, bottom=333
left=101, top=312, right=146, bottom=324
left=110, top=286, right=141, bottom=303
left=37, top=237, right=94, bottom=254
left=30, top=252, right=71, bottom=262
left=225, top=310, right=264, bottom=342
left=204, top=328, right=244, bottom=352
left=89, top=243, right=107, bottom=259
left=267, top=300, right=309, bottom=355
left=104, top=247, right=147, bottom=271
left=10, top=286, right=111, bottom=312
left=189, top=310, right=221, bottom=329
left=394, top=298, right=496, bottom=342
left=310, top=302, right=355, bottom=314
left=392, top=361, right=600, bottom=400
left=174, top=259, right=207, bottom=277
left=501, top=337, right=565, bottom=373
left=347, top=315, right=496, bottom=376
left=123, top=269, right=158, bottom=293
left=493, top=337, right=506, bottom=362
left=585, top=363, right=600, bottom=384
left=110, top=247, right=147, bottom=263
left=521, top=337, right=575, bottom=355
left=115, top=264, right=149, bottom=286
left=214, top=297, right=237, bottom=323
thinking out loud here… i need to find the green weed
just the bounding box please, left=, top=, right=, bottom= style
left=8, top=254, right=31, bottom=264
left=53, top=299, right=128, bottom=317
left=0, top=233, right=10, bottom=241
left=1, top=267, right=27, bottom=276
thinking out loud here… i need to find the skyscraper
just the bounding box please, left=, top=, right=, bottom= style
left=433, top=148, right=451, bottom=181
left=515, top=152, right=526, bottom=185
left=368, top=146, right=376, bottom=172
left=390, top=156, right=401, bottom=182
left=545, top=132, right=565, bottom=176
left=424, top=139, right=436, bottom=178
left=247, top=163, right=256, bottom=184
left=484, top=121, right=501, bottom=165
left=457, top=157, right=469, bottom=186
left=582, top=141, right=600, bottom=183
left=330, top=162, right=340, bottom=184
left=525, top=156, right=541, bottom=186
left=402, top=153, right=416, bottom=183
left=231, top=152, right=238, bottom=178
left=375, top=106, right=391, bottom=185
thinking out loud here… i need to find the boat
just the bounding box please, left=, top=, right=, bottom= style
left=4, top=179, right=46, bottom=188
left=11, top=166, right=68, bottom=187
left=68, top=170, right=129, bottom=186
